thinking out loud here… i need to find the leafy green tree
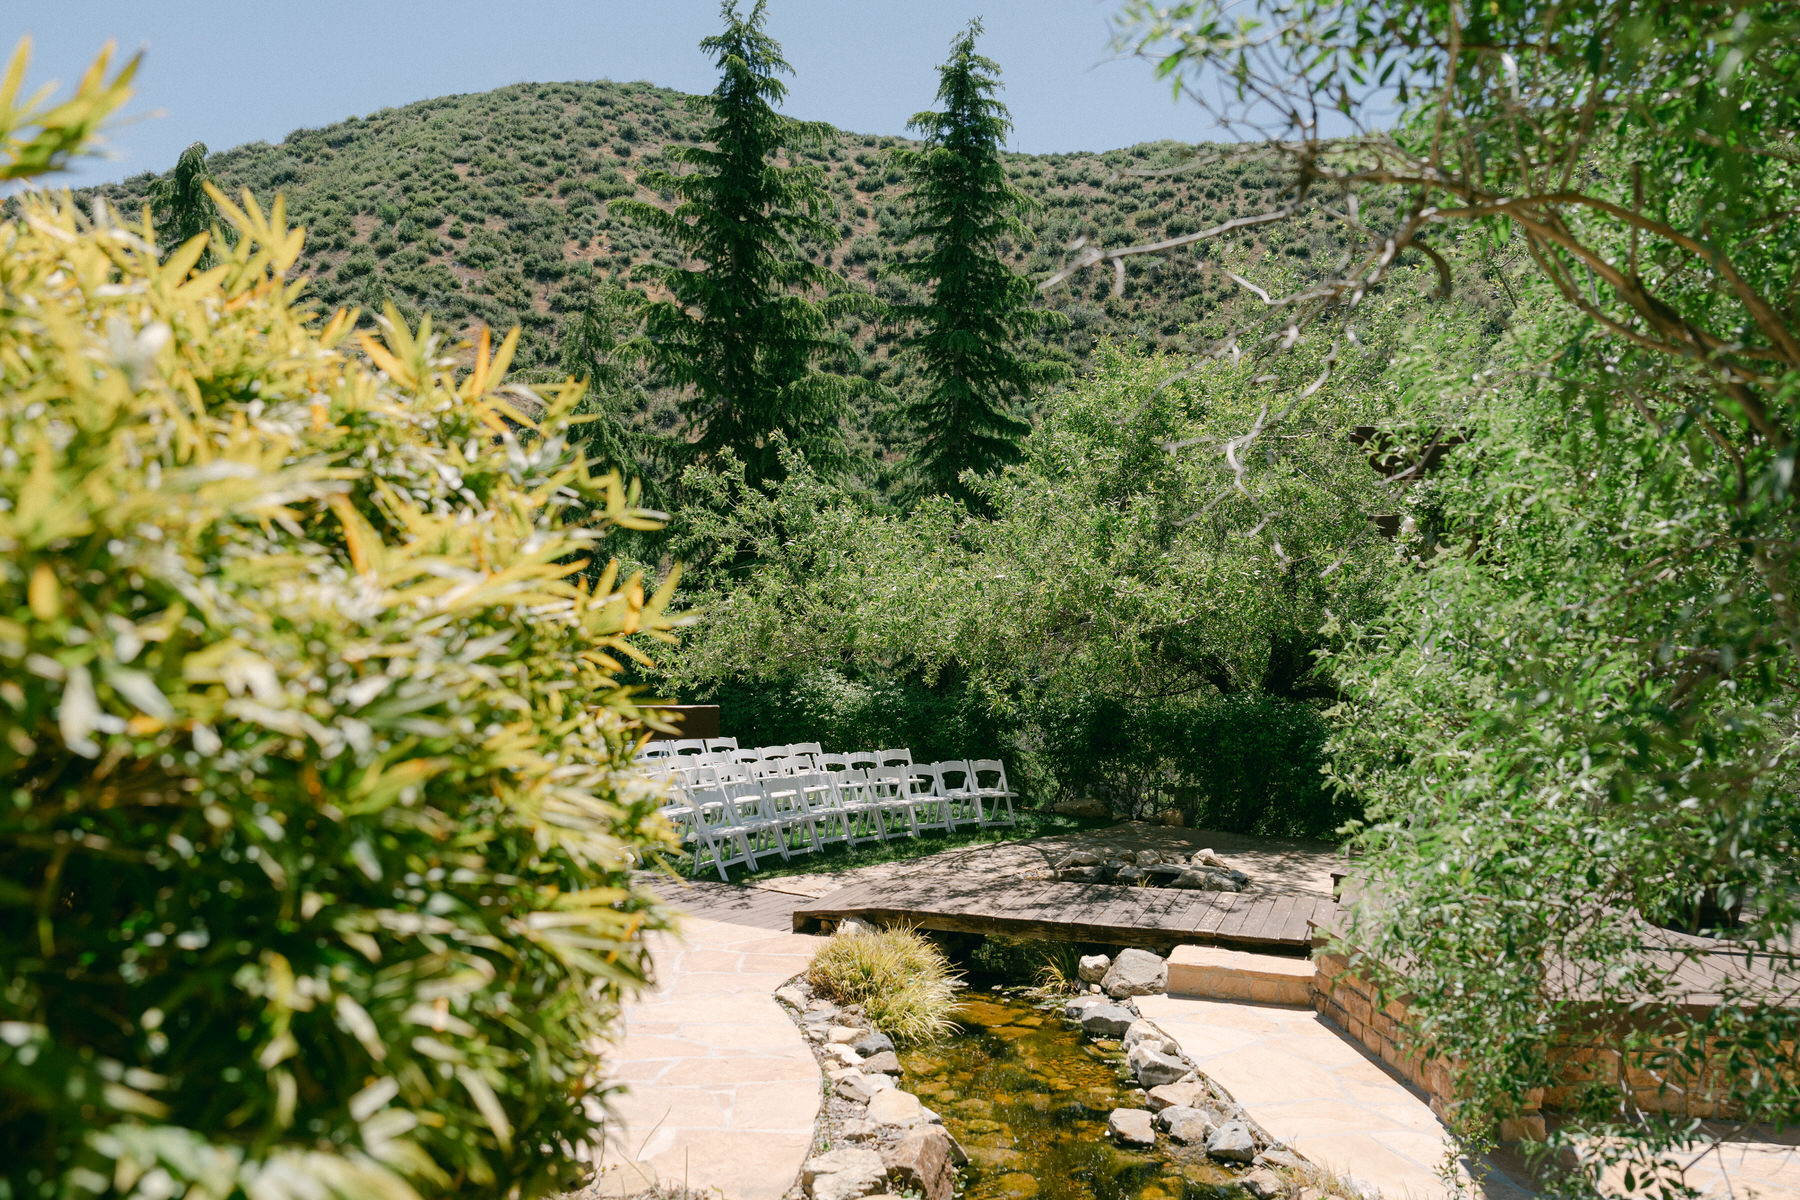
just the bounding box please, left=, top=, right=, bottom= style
left=610, top=0, right=869, bottom=488
left=148, top=141, right=220, bottom=265
left=1087, top=1, right=1800, bottom=1187
left=560, top=279, right=662, bottom=500
left=891, top=21, right=1065, bottom=505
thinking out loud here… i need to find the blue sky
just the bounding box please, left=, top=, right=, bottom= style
left=13, top=1, right=1220, bottom=187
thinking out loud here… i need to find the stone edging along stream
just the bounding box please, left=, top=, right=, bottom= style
left=772, top=943, right=1358, bottom=1200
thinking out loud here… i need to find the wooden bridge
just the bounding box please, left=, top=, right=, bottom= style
left=789, top=872, right=1335, bottom=954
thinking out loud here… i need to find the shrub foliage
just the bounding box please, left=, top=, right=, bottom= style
left=1, top=45, right=684, bottom=1200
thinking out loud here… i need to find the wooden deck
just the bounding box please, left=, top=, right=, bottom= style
left=790, top=872, right=1336, bottom=954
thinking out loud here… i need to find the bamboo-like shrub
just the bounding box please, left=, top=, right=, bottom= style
left=1, top=42, right=684, bottom=1200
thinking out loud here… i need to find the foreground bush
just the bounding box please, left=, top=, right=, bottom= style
left=806, top=928, right=960, bottom=1045
left=1, top=45, right=682, bottom=1200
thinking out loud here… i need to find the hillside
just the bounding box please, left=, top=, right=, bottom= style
left=92, top=79, right=1352, bottom=469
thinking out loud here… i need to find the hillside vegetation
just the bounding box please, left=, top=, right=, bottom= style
left=90, top=79, right=1360, bottom=462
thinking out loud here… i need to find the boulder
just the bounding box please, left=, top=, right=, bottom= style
left=1156, top=1105, right=1216, bottom=1145
left=827, top=1043, right=864, bottom=1068
left=1055, top=850, right=1104, bottom=868
left=883, top=1126, right=961, bottom=1200
left=835, top=1071, right=880, bottom=1104
left=1078, top=1004, right=1136, bottom=1039
left=1122, top=1019, right=1180, bottom=1056
left=837, top=917, right=876, bottom=936
left=1144, top=1078, right=1204, bottom=1113
left=861, top=1050, right=902, bottom=1075
left=1113, top=865, right=1147, bottom=886
left=1053, top=797, right=1111, bottom=819
left=828, top=1025, right=861, bottom=1044
left=1101, top=948, right=1168, bottom=998
left=802, top=1147, right=889, bottom=1200
left=867, top=1088, right=929, bottom=1128
left=1057, top=865, right=1111, bottom=883
left=776, top=985, right=807, bottom=1009
left=853, top=1031, right=896, bottom=1057
left=1241, top=1168, right=1286, bottom=1199
left=1076, top=954, right=1111, bottom=984
left=839, top=1118, right=879, bottom=1141
left=1206, top=1121, right=1258, bottom=1163
left=867, top=1072, right=897, bottom=1092
left=1134, top=849, right=1165, bottom=866
left=1107, top=1107, right=1157, bottom=1148
left=1128, top=1043, right=1193, bottom=1088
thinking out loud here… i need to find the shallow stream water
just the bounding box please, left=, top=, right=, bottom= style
left=898, top=990, right=1243, bottom=1200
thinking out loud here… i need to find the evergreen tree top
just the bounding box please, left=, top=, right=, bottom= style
left=908, top=21, right=1014, bottom=150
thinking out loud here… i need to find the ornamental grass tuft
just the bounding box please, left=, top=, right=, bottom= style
left=805, top=927, right=961, bottom=1046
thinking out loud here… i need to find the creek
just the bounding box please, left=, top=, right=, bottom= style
left=898, top=989, right=1244, bottom=1200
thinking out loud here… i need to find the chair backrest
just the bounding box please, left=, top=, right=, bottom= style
left=970, top=758, right=1009, bottom=791
left=705, top=737, right=739, bottom=752
left=671, top=738, right=708, bottom=756
left=755, top=757, right=799, bottom=778
left=845, top=751, right=880, bottom=771
left=818, top=752, right=852, bottom=772
left=638, top=743, right=674, bottom=761
left=931, top=760, right=973, bottom=793
left=877, top=748, right=913, bottom=767
left=870, top=765, right=922, bottom=797
left=785, top=741, right=823, bottom=758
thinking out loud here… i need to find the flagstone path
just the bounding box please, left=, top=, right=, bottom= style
left=590, top=901, right=823, bottom=1200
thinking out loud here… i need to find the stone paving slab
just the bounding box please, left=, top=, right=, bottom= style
left=593, top=915, right=824, bottom=1200
left=1137, top=994, right=1531, bottom=1200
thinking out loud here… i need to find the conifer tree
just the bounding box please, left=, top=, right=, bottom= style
left=893, top=21, right=1065, bottom=505
left=148, top=141, right=219, bottom=266
left=611, top=0, right=865, bottom=488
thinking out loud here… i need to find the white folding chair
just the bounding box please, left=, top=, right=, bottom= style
left=925, top=760, right=982, bottom=828
left=671, top=738, right=708, bottom=758
left=900, top=764, right=955, bottom=834
left=969, top=759, right=1017, bottom=826
left=705, top=737, right=739, bottom=752
left=818, top=752, right=852, bottom=772
left=757, top=774, right=822, bottom=855
left=877, top=748, right=913, bottom=767
left=868, top=766, right=929, bottom=838
left=786, top=741, right=824, bottom=757
left=845, top=750, right=880, bottom=771
left=637, top=742, right=675, bottom=762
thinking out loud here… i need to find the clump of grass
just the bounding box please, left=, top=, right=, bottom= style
left=806, top=926, right=962, bottom=1046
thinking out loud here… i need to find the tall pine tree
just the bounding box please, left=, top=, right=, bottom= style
left=893, top=21, right=1064, bottom=505
left=148, top=142, right=220, bottom=266
left=611, top=0, right=866, bottom=489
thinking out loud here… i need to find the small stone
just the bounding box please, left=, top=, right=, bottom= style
left=776, top=985, right=807, bottom=1009
left=1114, top=865, right=1147, bottom=886
left=1256, top=1148, right=1309, bottom=1171
left=1063, top=993, right=1108, bottom=1019
left=828, top=1044, right=864, bottom=1068
left=802, top=1146, right=888, bottom=1200
left=868, top=1072, right=897, bottom=1092
left=1156, top=1105, right=1216, bottom=1145
left=828, top=1025, right=861, bottom=1044
left=835, top=1071, right=879, bottom=1104
left=1190, top=848, right=1227, bottom=869
left=1128, top=1043, right=1193, bottom=1088
left=1079, top=1003, right=1136, bottom=1038
left=852, top=1031, right=896, bottom=1057
left=1145, top=1079, right=1204, bottom=1113
left=1107, top=1107, right=1156, bottom=1148
left=1101, top=948, right=1168, bottom=998
left=1241, top=1168, right=1286, bottom=1199
left=867, top=1088, right=928, bottom=1127
left=1089, top=982, right=1101, bottom=993
left=807, top=1025, right=827, bottom=1041
left=883, top=1126, right=959, bottom=1200
left=1057, top=865, right=1110, bottom=883
left=807, top=999, right=841, bottom=1017
left=839, top=1118, right=879, bottom=1140
left=1077, top=954, right=1111, bottom=983
left=1206, top=1121, right=1258, bottom=1163
left=1055, top=849, right=1104, bottom=868
left=861, top=1050, right=902, bottom=1075
left=1122, top=1019, right=1180, bottom=1056
left=1134, top=849, right=1165, bottom=866
left=837, top=916, right=875, bottom=936
left=1172, top=868, right=1239, bottom=891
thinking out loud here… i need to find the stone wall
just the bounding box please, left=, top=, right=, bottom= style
left=1312, top=949, right=1775, bottom=1134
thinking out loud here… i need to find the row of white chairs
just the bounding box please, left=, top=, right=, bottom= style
left=637, top=742, right=1015, bottom=879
